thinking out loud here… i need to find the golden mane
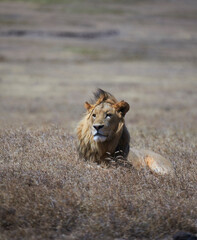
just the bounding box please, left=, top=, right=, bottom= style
left=76, top=89, right=130, bottom=163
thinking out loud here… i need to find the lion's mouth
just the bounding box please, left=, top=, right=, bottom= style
left=94, top=133, right=107, bottom=137
left=93, top=133, right=108, bottom=142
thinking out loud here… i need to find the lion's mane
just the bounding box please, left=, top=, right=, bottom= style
left=76, top=89, right=130, bottom=163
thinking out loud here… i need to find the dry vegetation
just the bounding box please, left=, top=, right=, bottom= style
left=0, top=0, right=197, bottom=239
left=0, top=127, right=196, bottom=240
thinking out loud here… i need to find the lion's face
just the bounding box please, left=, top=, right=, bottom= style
left=89, top=103, right=120, bottom=142
left=84, top=99, right=129, bottom=143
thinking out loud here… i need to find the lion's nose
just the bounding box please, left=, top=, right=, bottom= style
left=93, top=124, right=104, bottom=131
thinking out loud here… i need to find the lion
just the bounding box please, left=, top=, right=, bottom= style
left=76, top=89, right=174, bottom=175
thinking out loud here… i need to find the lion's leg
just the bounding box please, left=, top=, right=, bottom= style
left=129, top=148, right=174, bottom=175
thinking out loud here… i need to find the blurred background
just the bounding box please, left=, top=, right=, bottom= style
left=0, top=0, right=197, bottom=133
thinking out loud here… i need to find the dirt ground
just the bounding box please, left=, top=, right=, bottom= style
left=0, top=0, right=197, bottom=239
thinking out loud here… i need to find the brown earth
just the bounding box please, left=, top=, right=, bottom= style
left=0, top=0, right=197, bottom=239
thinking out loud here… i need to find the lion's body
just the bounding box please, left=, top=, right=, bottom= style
left=76, top=89, right=174, bottom=175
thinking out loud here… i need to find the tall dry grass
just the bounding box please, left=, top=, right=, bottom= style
left=0, top=127, right=196, bottom=239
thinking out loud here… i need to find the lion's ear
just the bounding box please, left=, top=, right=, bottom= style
left=114, top=101, right=130, bottom=117
left=84, top=102, right=93, bottom=111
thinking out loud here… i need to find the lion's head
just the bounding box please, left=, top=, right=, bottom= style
left=76, top=89, right=130, bottom=163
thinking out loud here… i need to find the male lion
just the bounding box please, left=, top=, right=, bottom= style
left=76, top=89, right=174, bottom=175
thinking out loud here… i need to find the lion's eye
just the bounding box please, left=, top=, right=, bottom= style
left=92, top=114, right=96, bottom=118
left=106, top=113, right=112, bottom=118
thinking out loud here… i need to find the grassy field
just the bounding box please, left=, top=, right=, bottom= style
left=0, top=0, right=197, bottom=239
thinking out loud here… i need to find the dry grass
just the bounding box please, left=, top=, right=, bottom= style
left=0, top=127, right=196, bottom=240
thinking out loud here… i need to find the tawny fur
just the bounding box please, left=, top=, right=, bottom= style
left=76, top=89, right=174, bottom=175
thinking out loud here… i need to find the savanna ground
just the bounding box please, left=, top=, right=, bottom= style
left=0, top=0, right=197, bottom=239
